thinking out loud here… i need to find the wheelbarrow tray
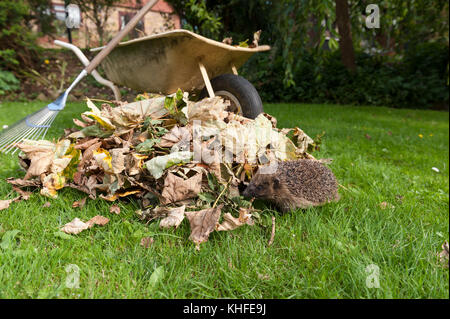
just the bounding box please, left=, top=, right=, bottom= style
left=91, top=29, right=270, bottom=95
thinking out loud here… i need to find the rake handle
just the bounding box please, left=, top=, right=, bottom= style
left=85, top=0, right=158, bottom=74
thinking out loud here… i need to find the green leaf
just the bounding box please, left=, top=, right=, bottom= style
left=163, top=89, right=187, bottom=124
left=207, top=173, right=218, bottom=191
left=198, top=192, right=216, bottom=203
left=231, top=196, right=252, bottom=208
left=53, top=231, right=73, bottom=240
left=135, top=138, right=160, bottom=154
left=238, top=39, right=249, bottom=47
left=81, top=124, right=113, bottom=138
left=145, top=151, right=193, bottom=179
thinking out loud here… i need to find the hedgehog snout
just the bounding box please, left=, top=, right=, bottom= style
left=242, top=185, right=254, bottom=198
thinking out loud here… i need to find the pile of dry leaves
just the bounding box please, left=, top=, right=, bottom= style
left=3, top=91, right=318, bottom=248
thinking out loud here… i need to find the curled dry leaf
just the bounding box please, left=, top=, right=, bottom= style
left=160, top=172, right=202, bottom=205
left=216, top=208, right=254, bottom=231
left=0, top=189, right=33, bottom=211
left=158, top=125, right=191, bottom=151
left=16, top=139, right=55, bottom=178
left=159, top=205, right=185, bottom=229
left=186, top=97, right=229, bottom=124
left=61, top=215, right=109, bottom=235
left=60, top=218, right=90, bottom=235
left=0, top=197, right=19, bottom=211
left=12, top=187, right=32, bottom=200
left=185, top=204, right=223, bottom=247
left=293, top=127, right=314, bottom=153
left=109, top=204, right=121, bottom=215
left=74, top=137, right=100, bottom=150
left=6, top=178, right=41, bottom=188
left=86, top=215, right=109, bottom=227
left=72, top=197, right=87, bottom=209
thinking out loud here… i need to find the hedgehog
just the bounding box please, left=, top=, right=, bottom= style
left=242, top=159, right=340, bottom=212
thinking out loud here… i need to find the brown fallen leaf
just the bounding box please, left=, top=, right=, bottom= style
left=185, top=204, right=223, bottom=248
left=72, top=197, right=87, bottom=209
left=365, top=133, right=372, bottom=140
left=16, top=140, right=55, bottom=178
left=216, top=208, right=254, bottom=231
left=0, top=196, right=22, bottom=211
left=262, top=112, right=277, bottom=128
left=439, top=241, right=449, bottom=268
left=77, top=141, right=102, bottom=170
left=74, top=137, right=100, bottom=150
left=109, top=204, right=121, bottom=215
left=61, top=215, right=109, bottom=235
left=160, top=172, right=202, bottom=205
left=158, top=126, right=191, bottom=151
left=0, top=199, right=14, bottom=211
left=159, top=205, right=185, bottom=229
left=60, top=218, right=90, bottom=234
left=12, top=187, right=32, bottom=200
left=140, top=237, right=154, bottom=248
left=86, top=215, right=109, bottom=227
left=73, top=118, right=88, bottom=128
left=6, top=177, right=41, bottom=188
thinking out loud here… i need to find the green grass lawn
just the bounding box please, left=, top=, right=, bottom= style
left=0, top=100, right=448, bottom=299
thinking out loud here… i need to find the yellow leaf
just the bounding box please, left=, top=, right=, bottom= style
left=100, top=189, right=141, bottom=201
left=93, top=148, right=113, bottom=172
left=83, top=98, right=115, bottom=130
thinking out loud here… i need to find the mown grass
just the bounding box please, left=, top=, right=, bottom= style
left=0, top=100, right=448, bottom=299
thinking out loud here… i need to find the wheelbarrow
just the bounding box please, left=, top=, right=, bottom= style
left=56, top=29, right=270, bottom=119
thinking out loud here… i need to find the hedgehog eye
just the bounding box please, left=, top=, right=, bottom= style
left=256, top=185, right=263, bottom=191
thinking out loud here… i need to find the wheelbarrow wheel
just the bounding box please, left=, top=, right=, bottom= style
left=199, top=74, right=263, bottom=119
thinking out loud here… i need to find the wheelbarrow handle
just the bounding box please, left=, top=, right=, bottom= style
left=85, top=0, right=158, bottom=74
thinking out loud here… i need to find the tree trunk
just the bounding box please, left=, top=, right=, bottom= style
left=335, top=0, right=356, bottom=72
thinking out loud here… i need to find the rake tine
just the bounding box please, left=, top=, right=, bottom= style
left=1, top=112, right=55, bottom=154
left=0, top=108, right=53, bottom=149
left=8, top=112, right=58, bottom=155
left=7, top=114, right=57, bottom=154
left=0, top=126, right=30, bottom=150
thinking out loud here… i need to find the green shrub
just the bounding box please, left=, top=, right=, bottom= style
left=0, top=70, right=20, bottom=95
left=0, top=0, right=39, bottom=70
left=241, top=42, right=449, bottom=108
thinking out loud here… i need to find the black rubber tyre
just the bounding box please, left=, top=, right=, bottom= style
left=199, top=74, right=263, bottom=119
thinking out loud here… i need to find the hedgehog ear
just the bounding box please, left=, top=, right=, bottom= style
left=273, top=177, right=280, bottom=188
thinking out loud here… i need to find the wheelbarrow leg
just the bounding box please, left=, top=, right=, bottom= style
left=54, top=40, right=122, bottom=101
left=230, top=62, right=238, bottom=75
left=198, top=61, right=215, bottom=98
